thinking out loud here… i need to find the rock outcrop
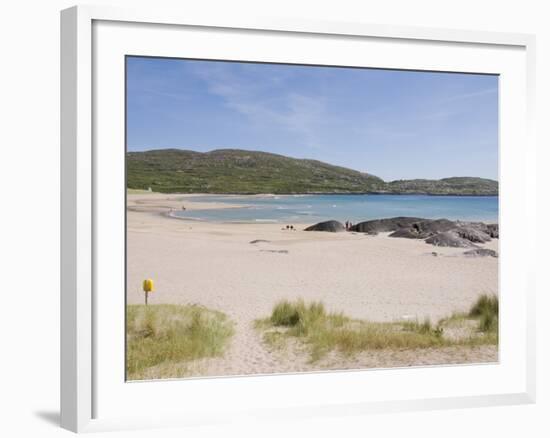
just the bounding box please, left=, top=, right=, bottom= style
left=487, top=223, right=499, bottom=238
left=318, top=217, right=499, bottom=248
left=463, top=248, right=498, bottom=258
left=304, top=220, right=346, bottom=232
left=350, top=217, right=424, bottom=234
left=425, top=231, right=477, bottom=248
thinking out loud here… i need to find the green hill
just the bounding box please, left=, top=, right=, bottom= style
left=384, top=177, right=499, bottom=196
left=127, top=149, right=498, bottom=195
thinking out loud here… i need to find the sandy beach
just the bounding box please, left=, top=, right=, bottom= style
left=127, top=193, right=499, bottom=378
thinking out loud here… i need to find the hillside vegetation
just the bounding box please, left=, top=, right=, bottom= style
left=127, top=149, right=498, bottom=195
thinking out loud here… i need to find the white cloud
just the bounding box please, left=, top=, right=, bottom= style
left=442, top=87, right=498, bottom=103
left=189, top=63, right=327, bottom=149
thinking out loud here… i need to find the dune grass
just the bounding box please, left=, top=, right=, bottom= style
left=126, top=304, right=234, bottom=380
left=469, top=294, right=499, bottom=333
left=257, top=295, right=498, bottom=362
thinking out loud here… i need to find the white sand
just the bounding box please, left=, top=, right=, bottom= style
left=127, top=193, right=498, bottom=378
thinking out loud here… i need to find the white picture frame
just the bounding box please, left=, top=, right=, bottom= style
left=60, top=4, right=537, bottom=433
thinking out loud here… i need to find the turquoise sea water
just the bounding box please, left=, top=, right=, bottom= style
left=173, top=194, right=499, bottom=224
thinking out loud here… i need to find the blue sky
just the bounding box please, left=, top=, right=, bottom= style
left=126, top=56, right=498, bottom=181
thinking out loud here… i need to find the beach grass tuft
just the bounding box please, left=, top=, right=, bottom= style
left=402, top=317, right=444, bottom=337
left=257, top=295, right=498, bottom=362
left=468, top=294, right=499, bottom=333
left=270, top=300, right=305, bottom=326
left=126, top=304, right=234, bottom=380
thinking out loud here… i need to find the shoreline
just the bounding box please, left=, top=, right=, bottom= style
left=129, top=192, right=499, bottom=225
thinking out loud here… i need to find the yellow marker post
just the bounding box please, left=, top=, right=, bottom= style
left=143, top=278, right=154, bottom=305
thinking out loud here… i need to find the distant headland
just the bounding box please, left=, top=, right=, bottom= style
left=126, top=148, right=499, bottom=196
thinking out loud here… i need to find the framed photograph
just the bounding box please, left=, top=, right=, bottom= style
left=61, top=5, right=536, bottom=433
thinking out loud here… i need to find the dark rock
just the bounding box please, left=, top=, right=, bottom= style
left=425, top=231, right=477, bottom=248
left=487, top=223, right=499, bottom=238
left=456, top=221, right=499, bottom=238
left=390, top=218, right=459, bottom=239
left=311, top=216, right=498, bottom=247
left=413, top=218, right=458, bottom=235
left=463, top=248, right=498, bottom=258
left=250, top=239, right=270, bottom=244
left=350, top=217, right=424, bottom=235
left=352, top=216, right=498, bottom=247
left=389, top=228, right=426, bottom=239
left=454, top=227, right=492, bottom=243
left=304, top=220, right=345, bottom=232
left=353, top=217, right=459, bottom=238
